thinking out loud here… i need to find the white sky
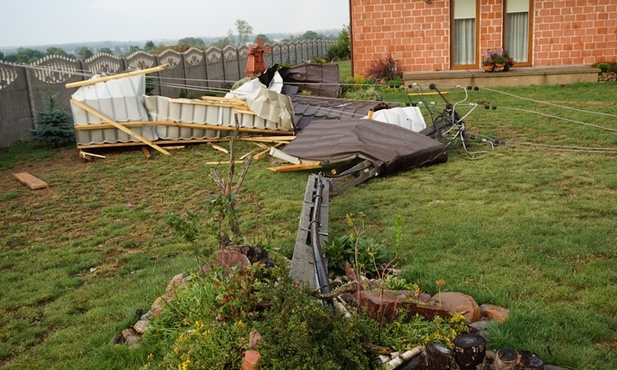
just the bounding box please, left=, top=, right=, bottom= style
left=0, top=0, right=350, bottom=48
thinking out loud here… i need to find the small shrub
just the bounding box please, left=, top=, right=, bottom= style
left=365, top=53, right=400, bottom=83
left=323, top=234, right=393, bottom=278
left=30, top=92, right=74, bottom=147
left=596, top=62, right=611, bottom=73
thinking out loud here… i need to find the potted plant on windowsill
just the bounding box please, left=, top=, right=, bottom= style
left=482, top=58, right=495, bottom=72
left=483, top=48, right=514, bottom=72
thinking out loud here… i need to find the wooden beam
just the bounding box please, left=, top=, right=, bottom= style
left=267, top=162, right=322, bottom=172
left=65, top=64, right=168, bottom=89
left=238, top=136, right=296, bottom=142
left=73, top=121, right=292, bottom=135
left=76, top=138, right=230, bottom=149
left=13, top=172, right=49, bottom=189
left=70, top=99, right=170, bottom=156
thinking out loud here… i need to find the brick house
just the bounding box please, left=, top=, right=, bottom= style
left=349, top=0, right=617, bottom=76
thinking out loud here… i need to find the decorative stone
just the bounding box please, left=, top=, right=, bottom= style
left=519, top=351, right=544, bottom=369
left=133, top=319, right=149, bottom=334
left=481, top=303, right=510, bottom=323
left=199, top=249, right=251, bottom=275
left=166, top=272, right=189, bottom=292
left=249, top=330, right=262, bottom=349
left=355, top=290, right=451, bottom=322
left=429, top=292, right=481, bottom=322
left=121, top=328, right=141, bottom=347
left=241, top=350, right=261, bottom=370
left=494, top=347, right=519, bottom=370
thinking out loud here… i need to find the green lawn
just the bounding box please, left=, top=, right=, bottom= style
left=1, top=80, right=616, bottom=369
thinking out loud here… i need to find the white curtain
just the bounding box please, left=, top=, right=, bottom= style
left=506, top=12, right=529, bottom=62
left=454, top=18, right=476, bottom=65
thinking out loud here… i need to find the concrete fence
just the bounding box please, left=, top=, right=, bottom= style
left=0, top=40, right=333, bottom=148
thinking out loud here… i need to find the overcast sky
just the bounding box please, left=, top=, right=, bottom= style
left=0, top=0, right=350, bottom=48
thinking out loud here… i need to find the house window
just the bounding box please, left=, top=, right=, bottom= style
left=452, top=0, right=477, bottom=66
left=505, top=0, right=531, bottom=63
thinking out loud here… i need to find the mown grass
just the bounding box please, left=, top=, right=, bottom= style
left=1, top=79, right=616, bottom=369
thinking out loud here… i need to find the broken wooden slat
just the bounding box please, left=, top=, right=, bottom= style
left=238, top=136, right=296, bottom=142
left=79, top=151, right=106, bottom=159
left=13, top=172, right=49, bottom=189
left=142, top=146, right=151, bottom=159
left=269, top=147, right=300, bottom=164
left=65, top=64, right=168, bottom=89
left=253, top=148, right=272, bottom=160
left=208, top=143, right=229, bottom=153
left=70, top=99, right=170, bottom=156
left=267, top=162, right=322, bottom=172
left=206, top=161, right=244, bottom=165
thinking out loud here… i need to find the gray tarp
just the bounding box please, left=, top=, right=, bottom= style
left=283, top=119, right=448, bottom=175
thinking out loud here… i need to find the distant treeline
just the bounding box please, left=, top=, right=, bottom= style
left=0, top=28, right=345, bottom=64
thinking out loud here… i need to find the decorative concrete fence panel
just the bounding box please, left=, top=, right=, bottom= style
left=157, top=49, right=186, bottom=98
left=0, top=40, right=333, bottom=147
left=0, top=63, right=32, bottom=147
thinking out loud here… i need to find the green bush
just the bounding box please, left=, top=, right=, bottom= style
left=323, top=234, right=393, bottom=278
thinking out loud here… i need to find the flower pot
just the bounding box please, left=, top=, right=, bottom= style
left=482, top=64, right=495, bottom=72
left=495, top=62, right=506, bottom=68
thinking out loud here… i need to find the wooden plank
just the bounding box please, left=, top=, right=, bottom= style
left=238, top=136, right=296, bottom=142
left=65, top=64, right=168, bottom=89
left=253, top=148, right=271, bottom=160
left=267, top=162, right=322, bottom=172
left=208, top=143, right=229, bottom=153
left=74, top=121, right=292, bottom=135
left=77, top=138, right=230, bottom=149
left=13, top=172, right=49, bottom=190
left=70, top=99, right=171, bottom=156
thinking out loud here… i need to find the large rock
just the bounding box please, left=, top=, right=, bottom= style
left=355, top=290, right=452, bottom=322
left=430, top=292, right=481, bottom=322
left=481, top=303, right=510, bottom=323
left=199, top=249, right=251, bottom=274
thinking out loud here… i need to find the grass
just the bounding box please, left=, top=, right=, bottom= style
left=1, top=79, right=617, bottom=369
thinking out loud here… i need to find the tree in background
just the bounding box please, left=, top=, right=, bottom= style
left=178, top=37, right=206, bottom=48
left=0, top=51, right=4, bottom=61
left=254, top=34, right=272, bottom=44
left=214, top=29, right=236, bottom=49
left=3, top=48, right=45, bottom=63
left=235, top=19, right=253, bottom=46
left=46, top=47, right=73, bottom=58
left=328, top=25, right=351, bottom=61
left=300, top=30, right=324, bottom=40
left=77, top=46, right=93, bottom=60
left=98, top=47, right=114, bottom=55
left=144, top=41, right=156, bottom=51
left=30, top=92, right=74, bottom=147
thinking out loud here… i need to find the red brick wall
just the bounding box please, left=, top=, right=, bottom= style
left=534, top=0, right=617, bottom=66
left=350, top=0, right=617, bottom=75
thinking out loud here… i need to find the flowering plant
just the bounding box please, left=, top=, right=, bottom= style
left=483, top=48, right=514, bottom=70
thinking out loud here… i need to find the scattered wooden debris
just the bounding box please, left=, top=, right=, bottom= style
left=267, top=162, right=322, bottom=172
left=13, top=172, right=49, bottom=189
left=142, top=146, right=151, bottom=159
left=79, top=151, right=106, bottom=161
left=208, top=143, right=229, bottom=153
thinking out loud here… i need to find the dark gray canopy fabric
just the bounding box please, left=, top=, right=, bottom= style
left=283, top=119, right=447, bottom=175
